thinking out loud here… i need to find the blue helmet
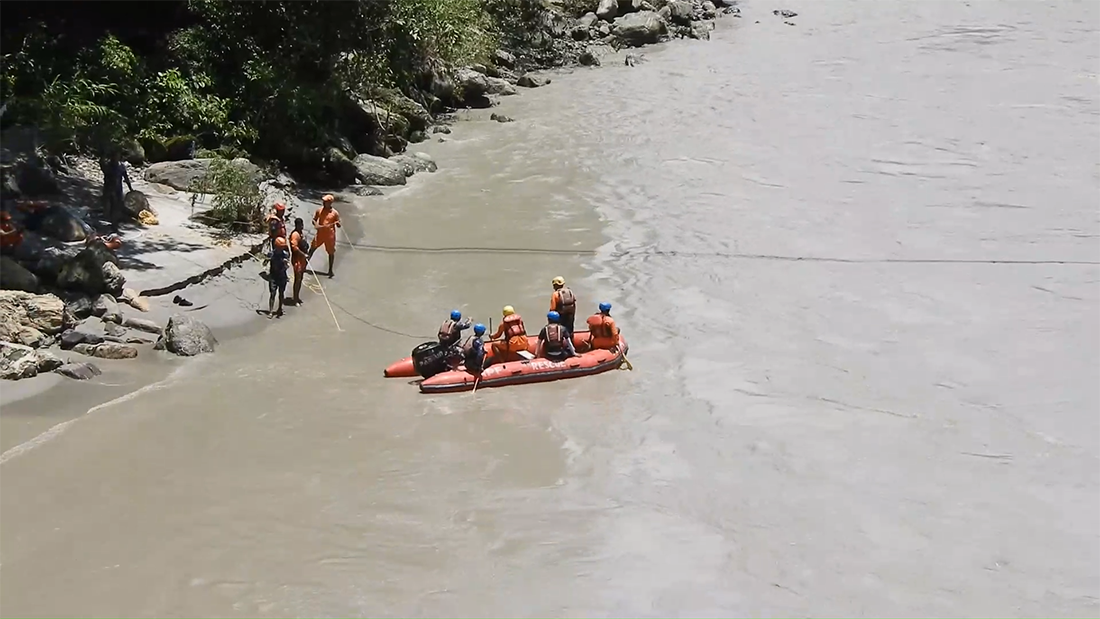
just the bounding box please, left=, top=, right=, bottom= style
left=450, top=309, right=462, bottom=321
left=547, top=310, right=560, bottom=322
left=599, top=302, right=612, bottom=313
left=473, top=323, right=486, bottom=336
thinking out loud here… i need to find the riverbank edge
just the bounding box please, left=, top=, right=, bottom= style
left=0, top=5, right=741, bottom=458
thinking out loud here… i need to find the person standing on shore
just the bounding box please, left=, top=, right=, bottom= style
left=265, top=202, right=287, bottom=239
left=267, top=236, right=290, bottom=318
left=549, top=276, right=577, bottom=335
left=99, top=148, right=132, bottom=233
left=307, top=194, right=340, bottom=278
left=288, top=217, right=309, bottom=306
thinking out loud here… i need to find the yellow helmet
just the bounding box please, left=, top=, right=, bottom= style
left=502, top=305, right=515, bottom=316
left=551, top=276, right=565, bottom=287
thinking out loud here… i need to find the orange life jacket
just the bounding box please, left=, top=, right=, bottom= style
left=553, top=287, right=576, bottom=315
left=544, top=323, right=566, bottom=351
left=504, top=313, right=525, bottom=339
left=587, top=314, right=616, bottom=339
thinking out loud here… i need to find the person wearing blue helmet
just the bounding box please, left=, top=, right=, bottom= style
left=537, top=310, right=576, bottom=361
left=586, top=302, right=619, bottom=351
left=438, top=309, right=472, bottom=349
left=460, top=322, right=488, bottom=373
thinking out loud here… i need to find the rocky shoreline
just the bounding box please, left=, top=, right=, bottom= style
left=0, top=0, right=742, bottom=386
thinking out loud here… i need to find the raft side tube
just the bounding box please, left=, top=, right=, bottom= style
left=384, top=330, right=603, bottom=378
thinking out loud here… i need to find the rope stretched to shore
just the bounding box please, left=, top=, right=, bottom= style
left=331, top=239, right=1100, bottom=266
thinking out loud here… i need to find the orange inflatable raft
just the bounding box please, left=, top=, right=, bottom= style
left=383, top=331, right=629, bottom=394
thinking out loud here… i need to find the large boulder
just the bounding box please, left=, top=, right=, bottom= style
left=0, top=290, right=68, bottom=348
left=73, top=342, right=138, bottom=359
left=0, top=343, right=39, bottom=380
left=55, top=361, right=102, bottom=380
left=517, top=74, right=552, bottom=88
left=0, top=255, right=40, bottom=292
left=612, top=10, right=668, bottom=45
left=60, top=329, right=104, bottom=350
left=28, top=204, right=90, bottom=243
left=122, top=190, right=152, bottom=220
left=155, top=314, right=217, bottom=357
left=597, top=0, right=619, bottom=20
left=453, top=68, right=492, bottom=107
left=56, top=245, right=125, bottom=296
left=91, top=294, right=120, bottom=320
left=664, top=0, right=693, bottom=25
left=143, top=158, right=261, bottom=192
left=485, top=77, right=518, bottom=96
left=35, top=349, right=63, bottom=372
left=9, top=155, right=60, bottom=196
left=389, top=153, right=438, bottom=177
left=352, top=154, right=407, bottom=186
left=379, top=89, right=434, bottom=133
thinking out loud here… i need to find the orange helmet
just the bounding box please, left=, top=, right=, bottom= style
left=0, top=211, right=11, bottom=221
left=274, top=202, right=286, bottom=212
left=322, top=194, right=335, bottom=204
left=274, top=236, right=288, bottom=249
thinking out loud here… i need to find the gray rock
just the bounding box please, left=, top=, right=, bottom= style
left=60, top=329, right=103, bottom=349
left=380, top=89, right=433, bottom=132
left=666, top=0, right=693, bottom=24
left=701, top=0, right=716, bottom=17
left=613, top=10, right=669, bottom=45
left=119, top=288, right=149, bottom=312
left=578, top=11, right=600, bottom=28
left=617, top=0, right=644, bottom=13
left=517, top=74, right=551, bottom=88
left=689, top=21, right=711, bottom=39
left=0, top=343, right=39, bottom=380
left=103, top=321, right=126, bottom=337
left=431, top=125, right=452, bottom=134
left=91, top=294, right=119, bottom=319
left=345, top=185, right=383, bottom=197
left=12, top=155, right=60, bottom=196
left=598, top=22, right=612, bottom=36
left=56, top=245, right=125, bottom=296
left=493, top=49, right=517, bottom=68
left=389, top=153, right=438, bottom=177
left=597, top=0, right=619, bottom=20
left=157, top=314, right=217, bottom=357
left=454, top=68, right=492, bottom=102
left=143, top=158, right=262, bottom=192
left=572, top=26, right=591, bottom=40
left=55, top=361, right=102, bottom=380
left=579, top=49, right=601, bottom=66
left=74, top=342, right=138, bottom=360
left=485, top=76, right=518, bottom=96
left=0, top=255, right=40, bottom=292
left=121, top=316, right=163, bottom=335
left=490, top=113, right=515, bottom=123
left=122, top=190, right=152, bottom=220
left=65, top=296, right=94, bottom=320
left=351, top=154, right=407, bottom=186
left=35, top=349, right=63, bottom=372
left=408, top=130, right=427, bottom=144
left=32, top=204, right=90, bottom=243
left=0, top=290, right=67, bottom=343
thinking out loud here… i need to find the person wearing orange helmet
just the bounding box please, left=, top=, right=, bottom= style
left=267, top=236, right=290, bottom=318
left=307, top=194, right=341, bottom=278
left=0, top=211, right=23, bottom=255
left=264, top=202, right=288, bottom=240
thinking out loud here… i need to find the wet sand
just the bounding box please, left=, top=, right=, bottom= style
left=2, top=1, right=1098, bottom=617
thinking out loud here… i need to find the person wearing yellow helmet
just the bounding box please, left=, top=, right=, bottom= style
left=489, top=305, right=528, bottom=364
left=549, top=276, right=577, bottom=335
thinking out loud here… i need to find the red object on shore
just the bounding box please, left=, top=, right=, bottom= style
left=383, top=330, right=629, bottom=393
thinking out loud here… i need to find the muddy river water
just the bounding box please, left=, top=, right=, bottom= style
left=2, top=1, right=1098, bottom=616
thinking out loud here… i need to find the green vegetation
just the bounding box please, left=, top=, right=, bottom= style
left=0, top=0, right=551, bottom=166
left=187, top=159, right=266, bottom=232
